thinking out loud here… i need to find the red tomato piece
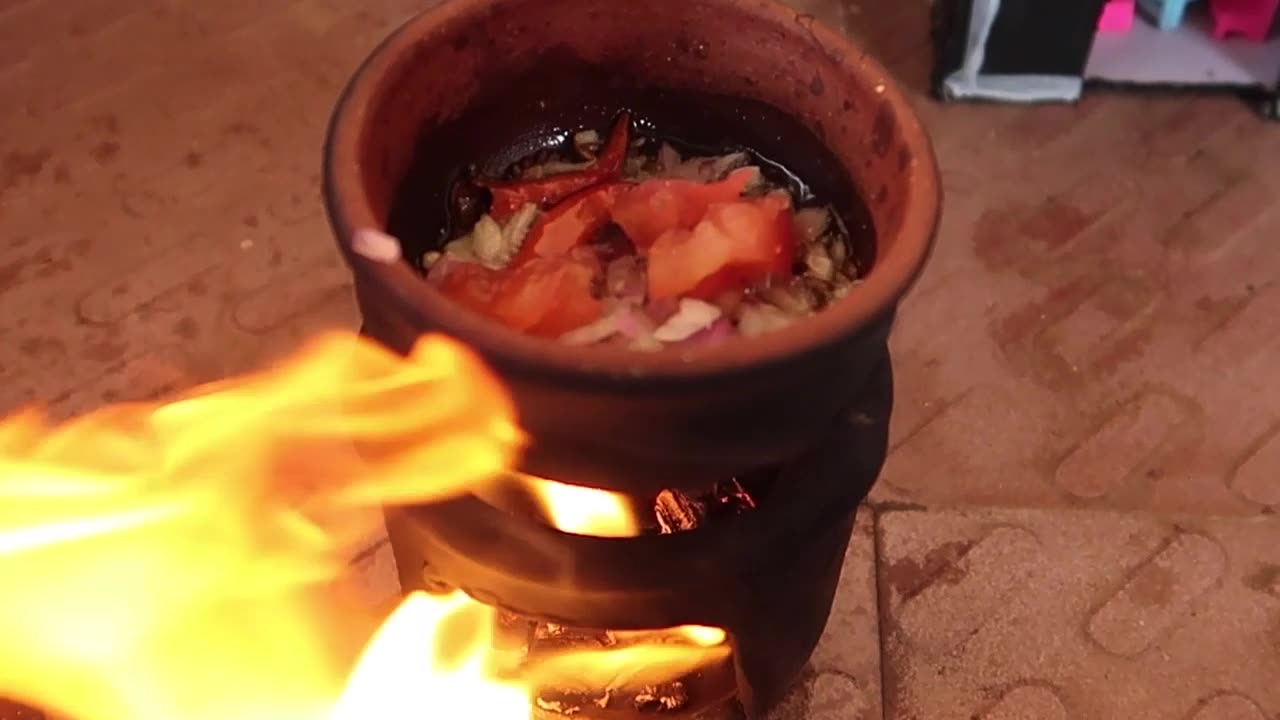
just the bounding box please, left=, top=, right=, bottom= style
left=435, top=256, right=602, bottom=336
left=481, top=112, right=632, bottom=222
left=433, top=260, right=503, bottom=314
left=610, top=166, right=761, bottom=249
left=491, top=255, right=603, bottom=336
left=512, top=183, right=631, bottom=264
left=647, top=192, right=796, bottom=301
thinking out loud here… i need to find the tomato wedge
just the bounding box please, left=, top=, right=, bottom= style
left=482, top=112, right=632, bottom=222
left=434, top=255, right=602, bottom=337
left=491, top=255, right=602, bottom=336
left=647, top=192, right=796, bottom=300
left=610, top=166, right=761, bottom=249
left=511, top=183, right=631, bottom=264
left=433, top=260, right=503, bottom=315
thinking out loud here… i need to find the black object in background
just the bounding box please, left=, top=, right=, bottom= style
left=931, top=0, right=1106, bottom=93
left=983, top=0, right=1109, bottom=76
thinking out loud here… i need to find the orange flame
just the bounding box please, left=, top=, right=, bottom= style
left=522, top=474, right=640, bottom=538
left=0, top=331, right=727, bottom=720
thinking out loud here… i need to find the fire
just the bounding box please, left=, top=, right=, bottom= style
left=328, top=591, right=530, bottom=720
left=0, top=331, right=728, bottom=720
left=522, top=474, right=639, bottom=538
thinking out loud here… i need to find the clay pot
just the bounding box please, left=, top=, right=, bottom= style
left=323, top=0, right=939, bottom=495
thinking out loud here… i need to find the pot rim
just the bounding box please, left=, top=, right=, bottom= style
left=323, top=0, right=940, bottom=382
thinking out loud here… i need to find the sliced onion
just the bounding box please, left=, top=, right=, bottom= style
left=442, top=236, right=478, bottom=262
left=666, top=152, right=749, bottom=182
left=560, top=311, right=625, bottom=346
left=574, top=129, right=601, bottom=158
left=828, top=236, right=849, bottom=266
left=707, top=152, right=750, bottom=180
left=681, top=318, right=735, bottom=347
left=470, top=215, right=507, bottom=267
left=737, top=303, right=795, bottom=338
left=652, top=299, right=723, bottom=342
left=501, top=203, right=540, bottom=264
left=605, top=255, right=646, bottom=301
left=644, top=297, right=681, bottom=325
left=804, top=244, right=836, bottom=282
left=524, top=159, right=594, bottom=179
left=559, top=304, right=659, bottom=346
left=426, top=255, right=475, bottom=284
left=614, top=305, right=657, bottom=339
left=657, top=143, right=683, bottom=173
left=760, top=282, right=817, bottom=315
left=792, top=207, right=831, bottom=246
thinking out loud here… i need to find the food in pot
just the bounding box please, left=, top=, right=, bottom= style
left=423, top=112, right=863, bottom=349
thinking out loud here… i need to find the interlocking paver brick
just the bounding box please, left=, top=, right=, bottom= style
left=5, top=0, right=1280, bottom=719
left=773, top=510, right=883, bottom=720
left=878, top=506, right=1280, bottom=720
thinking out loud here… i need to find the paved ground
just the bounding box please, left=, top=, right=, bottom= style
left=2, top=0, right=1277, bottom=718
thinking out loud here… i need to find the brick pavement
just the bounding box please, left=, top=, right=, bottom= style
left=1, top=0, right=1277, bottom=718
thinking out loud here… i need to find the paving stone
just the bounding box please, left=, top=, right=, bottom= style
left=877, top=506, right=1280, bottom=720
left=4, top=1, right=1280, bottom=718
left=772, top=509, right=883, bottom=720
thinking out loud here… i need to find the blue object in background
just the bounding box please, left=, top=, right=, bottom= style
left=1137, top=0, right=1199, bottom=29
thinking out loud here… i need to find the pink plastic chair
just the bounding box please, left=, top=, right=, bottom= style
left=1099, top=0, right=1137, bottom=31
left=1210, top=0, right=1280, bottom=41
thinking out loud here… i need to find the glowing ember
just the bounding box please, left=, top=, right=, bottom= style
left=0, top=332, right=727, bottom=720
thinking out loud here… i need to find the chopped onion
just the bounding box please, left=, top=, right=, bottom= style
left=523, top=159, right=593, bottom=179
left=628, top=335, right=665, bottom=352
left=574, top=129, right=601, bottom=158
left=501, top=203, right=540, bottom=263
left=682, top=318, right=735, bottom=347
left=658, top=143, right=683, bottom=173
left=738, top=303, right=795, bottom=338
left=829, top=236, right=849, bottom=266
left=653, top=299, right=723, bottom=342
left=667, top=152, right=750, bottom=183
left=443, top=236, right=478, bottom=262
left=560, top=311, right=626, bottom=346
left=470, top=215, right=507, bottom=268
left=792, top=207, right=831, bottom=246
left=426, top=255, right=474, bottom=284
left=559, top=304, right=660, bottom=346
left=614, top=305, right=658, bottom=339
left=644, top=297, right=681, bottom=325
left=707, top=152, right=750, bottom=180
left=760, top=282, right=817, bottom=315
left=605, top=255, right=646, bottom=300
left=623, top=155, right=650, bottom=180
left=804, top=244, right=836, bottom=282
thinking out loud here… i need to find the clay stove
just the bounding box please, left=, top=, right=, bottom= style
left=323, top=0, right=939, bottom=716
left=383, top=352, right=893, bottom=718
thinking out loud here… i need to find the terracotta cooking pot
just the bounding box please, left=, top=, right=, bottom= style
left=323, top=0, right=940, bottom=495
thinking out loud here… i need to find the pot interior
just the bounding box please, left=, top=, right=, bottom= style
left=349, top=0, right=920, bottom=282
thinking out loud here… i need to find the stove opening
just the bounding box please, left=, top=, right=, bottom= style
left=463, top=473, right=778, bottom=719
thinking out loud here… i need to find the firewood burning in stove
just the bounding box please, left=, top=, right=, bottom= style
left=499, top=477, right=761, bottom=719
left=535, top=680, right=691, bottom=718
left=524, top=621, right=732, bottom=717
left=654, top=479, right=757, bottom=534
